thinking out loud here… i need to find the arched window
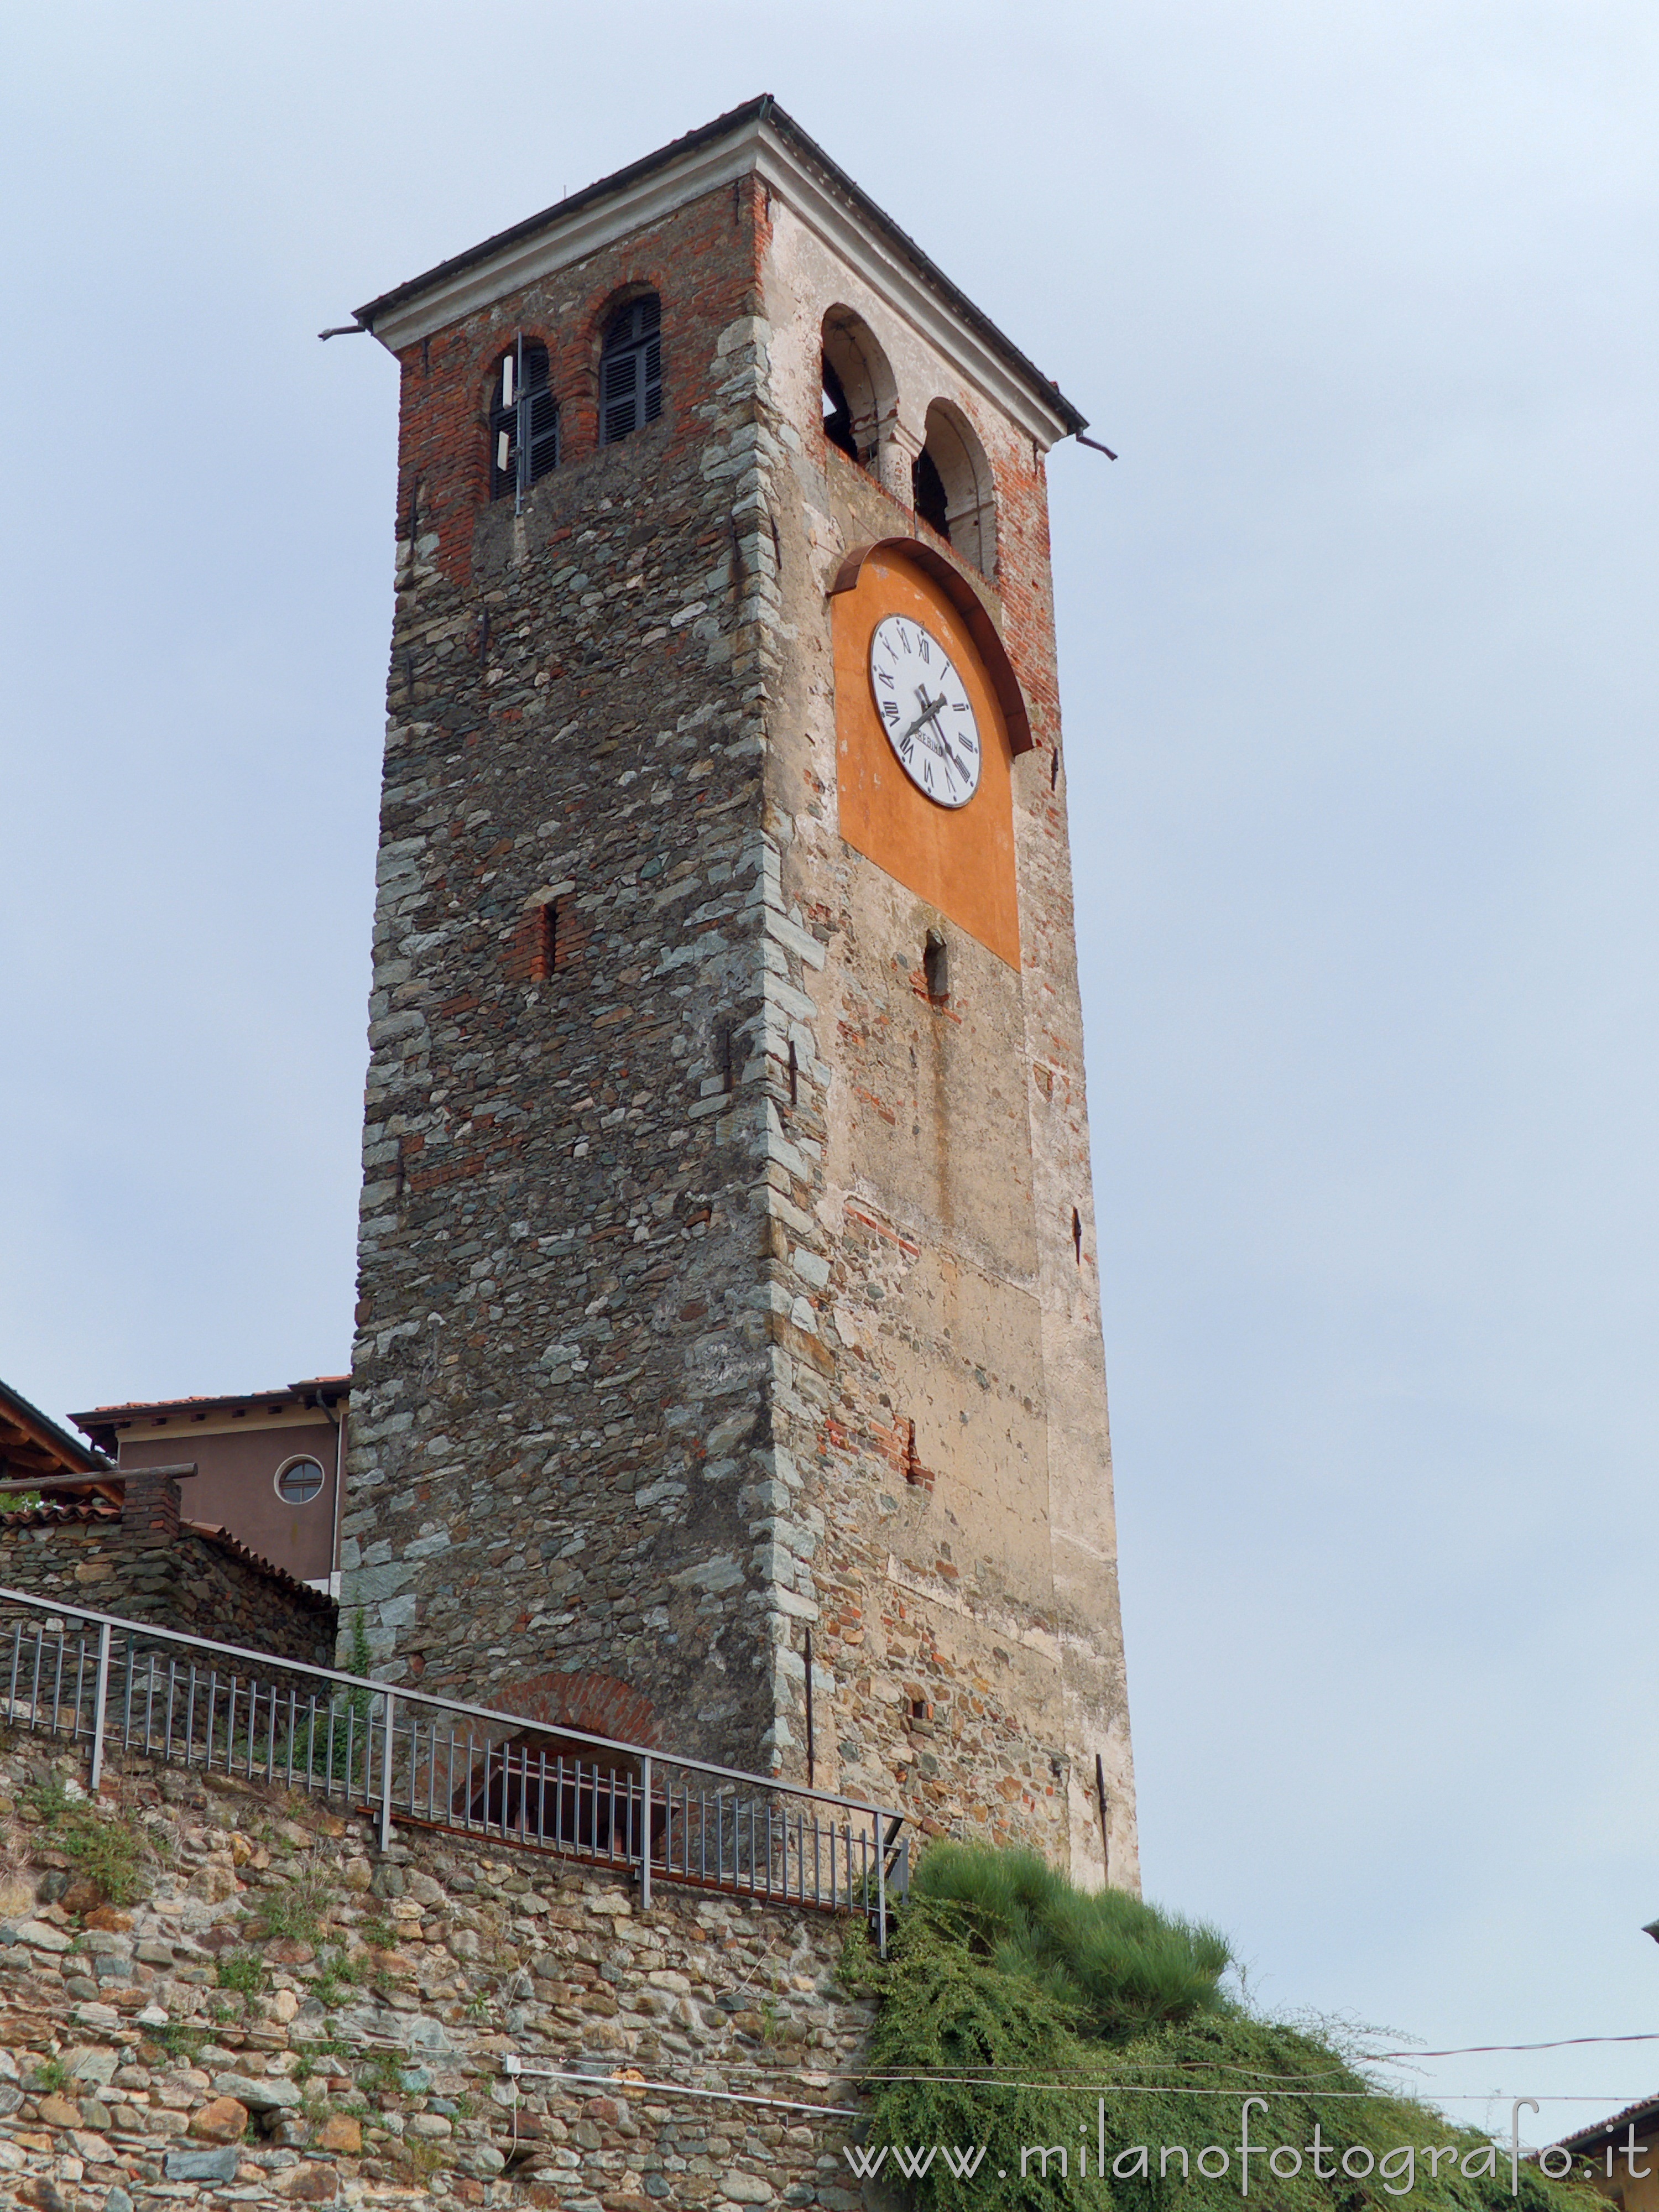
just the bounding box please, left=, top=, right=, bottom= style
left=489, top=338, right=559, bottom=505
left=599, top=295, right=662, bottom=444
left=820, top=306, right=895, bottom=472
left=912, top=400, right=998, bottom=576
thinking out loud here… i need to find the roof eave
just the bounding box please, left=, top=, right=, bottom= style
left=70, top=1380, right=349, bottom=1431
left=352, top=94, right=774, bottom=335
left=0, top=1378, right=109, bottom=1474
left=350, top=97, right=1086, bottom=450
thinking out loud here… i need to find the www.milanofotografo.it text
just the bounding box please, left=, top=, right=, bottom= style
left=842, top=2098, right=1641, bottom=2195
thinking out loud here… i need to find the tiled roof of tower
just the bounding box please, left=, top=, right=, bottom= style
left=348, top=95, right=1088, bottom=440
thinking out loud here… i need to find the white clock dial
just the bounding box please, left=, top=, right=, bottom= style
left=868, top=614, right=983, bottom=809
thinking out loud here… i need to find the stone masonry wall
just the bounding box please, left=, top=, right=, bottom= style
left=344, top=121, right=1137, bottom=1887
left=1, top=1478, right=337, bottom=1669
left=720, top=195, right=1138, bottom=1884
left=345, top=176, right=790, bottom=1766
left=0, top=1731, right=880, bottom=2212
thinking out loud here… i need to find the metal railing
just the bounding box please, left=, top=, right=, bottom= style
left=0, top=1588, right=907, bottom=1945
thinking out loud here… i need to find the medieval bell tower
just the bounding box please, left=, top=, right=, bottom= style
left=340, top=96, right=1138, bottom=1888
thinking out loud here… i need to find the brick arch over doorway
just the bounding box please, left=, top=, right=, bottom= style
left=494, top=1669, right=662, bottom=1751
left=458, top=1670, right=662, bottom=1851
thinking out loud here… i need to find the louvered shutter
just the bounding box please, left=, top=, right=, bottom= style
left=603, top=343, right=639, bottom=444
left=489, top=340, right=558, bottom=501
left=528, top=388, right=559, bottom=482
left=488, top=348, right=518, bottom=502
left=521, top=343, right=557, bottom=485
left=600, top=296, right=662, bottom=444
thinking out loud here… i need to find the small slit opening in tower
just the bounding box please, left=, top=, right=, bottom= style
left=530, top=899, right=559, bottom=983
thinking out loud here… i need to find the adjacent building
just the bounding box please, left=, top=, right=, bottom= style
left=71, top=1379, right=348, bottom=1594
left=1562, top=2098, right=1659, bottom=2211
left=1, top=1372, right=341, bottom=1663
left=0, top=1376, right=113, bottom=1496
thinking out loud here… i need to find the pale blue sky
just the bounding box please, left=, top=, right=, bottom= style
left=3, top=0, right=1655, bottom=2138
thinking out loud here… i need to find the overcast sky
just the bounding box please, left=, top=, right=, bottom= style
left=3, top=0, right=1656, bottom=2138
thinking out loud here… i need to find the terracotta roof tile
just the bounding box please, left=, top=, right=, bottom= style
left=182, top=1522, right=336, bottom=1613
left=1561, top=2093, right=1659, bottom=2152
left=0, top=1499, right=120, bottom=1527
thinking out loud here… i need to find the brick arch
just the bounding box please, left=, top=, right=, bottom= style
left=481, top=329, right=556, bottom=409
left=494, top=1668, right=662, bottom=1751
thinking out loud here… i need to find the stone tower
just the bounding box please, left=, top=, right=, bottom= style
left=341, top=97, right=1137, bottom=1888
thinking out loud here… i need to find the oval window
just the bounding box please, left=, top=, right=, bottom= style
left=275, top=1457, right=326, bottom=1505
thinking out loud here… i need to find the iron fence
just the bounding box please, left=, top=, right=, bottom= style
left=0, top=1587, right=907, bottom=1944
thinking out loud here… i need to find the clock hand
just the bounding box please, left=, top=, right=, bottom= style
left=896, top=691, right=947, bottom=749
left=900, top=688, right=950, bottom=752
left=915, top=696, right=973, bottom=782
left=912, top=691, right=962, bottom=766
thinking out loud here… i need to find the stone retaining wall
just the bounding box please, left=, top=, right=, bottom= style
left=0, top=1731, right=885, bottom=2212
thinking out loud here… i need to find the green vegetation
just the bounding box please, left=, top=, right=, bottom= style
left=357, top=2052, right=408, bottom=2097
left=23, top=1772, right=147, bottom=1905
left=309, top=1944, right=368, bottom=2009
left=907, top=1845, right=1232, bottom=2043
left=400, top=2137, right=448, bottom=2183
left=150, top=2023, right=208, bottom=2065
left=863, top=1844, right=1597, bottom=2212
left=30, top=2057, right=70, bottom=2097
left=290, top=1608, right=377, bottom=1791
left=261, top=1860, right=334, bottom=1945
left=290, top=2034, right=351, bottom=2086
left=215, top=1947, right=268, bottom=1997
left=332, top=1610, right=377, bottom=1781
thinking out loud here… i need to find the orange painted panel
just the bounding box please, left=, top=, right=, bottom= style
left=833, top=549, right=1020, bottom=968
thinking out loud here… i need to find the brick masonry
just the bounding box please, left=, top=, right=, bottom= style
left=0, top=1474, right=337, bottom=1668
left=342, top=106, right=1137, bottom=1890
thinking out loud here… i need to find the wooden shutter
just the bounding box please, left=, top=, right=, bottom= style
left=489, top=340, right=559, bottom=502
left=600, top=296, right=662, bottom=444
left=488, top=347, right=518, bottom=501
left=522, top=343, right=558, bottom=484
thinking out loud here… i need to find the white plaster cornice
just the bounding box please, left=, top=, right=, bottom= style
left=749, top=123, right=1076, bottom=450
left=362, top=128, right=761, bottom=354
left=359, top=111, right=1079, bottom=451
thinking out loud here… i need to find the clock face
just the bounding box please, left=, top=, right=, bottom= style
left=868, top=614, right=983, bottom=809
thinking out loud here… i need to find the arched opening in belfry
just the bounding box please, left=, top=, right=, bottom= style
left=912, top=399, right=998, bottom=578
left=820, top=305, right=895, bottom=473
